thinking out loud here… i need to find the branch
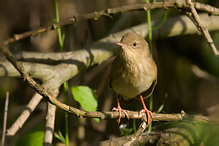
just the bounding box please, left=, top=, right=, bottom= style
left=186, top=0, right=218, bottom=55
left=123, top=121, right=148, bottom=146
left=1, top=2, right=218, bottom=46
left=100, top=113, right=210, bottom=145
left=6, top=82, right=59, bottom=139
left=2, top=92, right=9, bottom=146
left=6, top=93, right=43, bottom=136
left=0, top=46, right=212, bottom=124
left=44, top=103, right=56, bottom=145
left=100, top=131, right=160, bottom=146
left=0, top=14, right=217, bottom=123
left=43, top=87, right=59, bottom=145
left=195, top=2, right=219, bottom=15
left=1, top=14, right=219, bottom=79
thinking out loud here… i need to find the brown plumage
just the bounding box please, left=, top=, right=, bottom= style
left=109, top=32, right=157, bottom=124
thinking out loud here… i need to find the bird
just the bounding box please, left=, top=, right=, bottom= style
left=109, top=32, right=157, bottom=124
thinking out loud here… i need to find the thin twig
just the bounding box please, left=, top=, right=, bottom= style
left=6, top=93, right=43, bottom=136
left=134, top=122, right=148, bottom=137
left=2, top=92, right=9, bottom=146
left=195, top=2, right=219, bottom=15
left=186, top=0, right=218, bottom=55
left=123, top=121, right=148, bottom=146
left=1, top=2, right=218, bottom=46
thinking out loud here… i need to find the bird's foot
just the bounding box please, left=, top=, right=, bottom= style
left=139, top=108, right=154, bottom=125
left=112, top=106, right=129, bottom=124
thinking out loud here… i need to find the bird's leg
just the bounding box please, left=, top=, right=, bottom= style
left=112, top=97, right=129, bottom=123
left=139, top=94, right=154, bottom=125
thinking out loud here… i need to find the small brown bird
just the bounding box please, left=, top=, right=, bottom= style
left=109, top=32, right=157, bottom=124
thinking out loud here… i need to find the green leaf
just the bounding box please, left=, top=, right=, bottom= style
left=72, top=86, right=99, bottom=122
left=16, top=131, right=44, bottom=146
left=16, top=123, right=45, bottom=146
left=72, top=86, right=98, bottom=111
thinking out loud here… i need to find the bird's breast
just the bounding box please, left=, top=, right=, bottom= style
left=110, top=55, right=157, bottom=100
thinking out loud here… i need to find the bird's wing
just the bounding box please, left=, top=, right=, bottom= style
left=141, top=79, right=157, bottom=99
left=108, top=77, right=113, bottom=89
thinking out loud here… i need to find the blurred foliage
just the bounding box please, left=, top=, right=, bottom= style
left=155, top=119, right=219, bottom=145
left=119, top=123, right=133, bottom=136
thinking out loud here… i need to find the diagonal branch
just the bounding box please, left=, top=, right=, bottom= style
left=6, top=93, right=43, bottom=136
left=123, top=121, right=148, bottom=146
left=186, top=0, right=218, bottom=55
left=1, top=45, right=211, bottom=124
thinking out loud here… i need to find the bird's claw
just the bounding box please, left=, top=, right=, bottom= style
left=112, top=106, right=129, bottom=123
left=139, top=109, right=154, bottom=125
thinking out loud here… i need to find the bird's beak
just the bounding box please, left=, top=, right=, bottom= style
left=116, top=42, right=127, bottom=48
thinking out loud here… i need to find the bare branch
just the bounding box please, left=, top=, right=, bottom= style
left=6, top=93, right=43, bottom=136
left=195, top=2, right=219, bottom=15
left=123, top=121, right=148, bottom=146
left=6, top=84, right=59, bottom=142
left=186, top=0, right=218, bottom=55
left=1, top=14, right=218, bottom=79
left=100, top=111, right=210, bottom=145
left=2, top=92, right=9, bottom=146
left=1, top=2, right=218, bottom=46
left=1, top=45, right=210, bottom=124
left=44, top=103, right=56, bottom=145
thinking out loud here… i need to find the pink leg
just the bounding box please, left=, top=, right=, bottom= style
left=139, top=94, right=154, bottom=125
left=112, top=97, right=129, bottom=123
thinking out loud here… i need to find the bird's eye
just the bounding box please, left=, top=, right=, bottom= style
left=133, top=42, right=137, bottom=47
